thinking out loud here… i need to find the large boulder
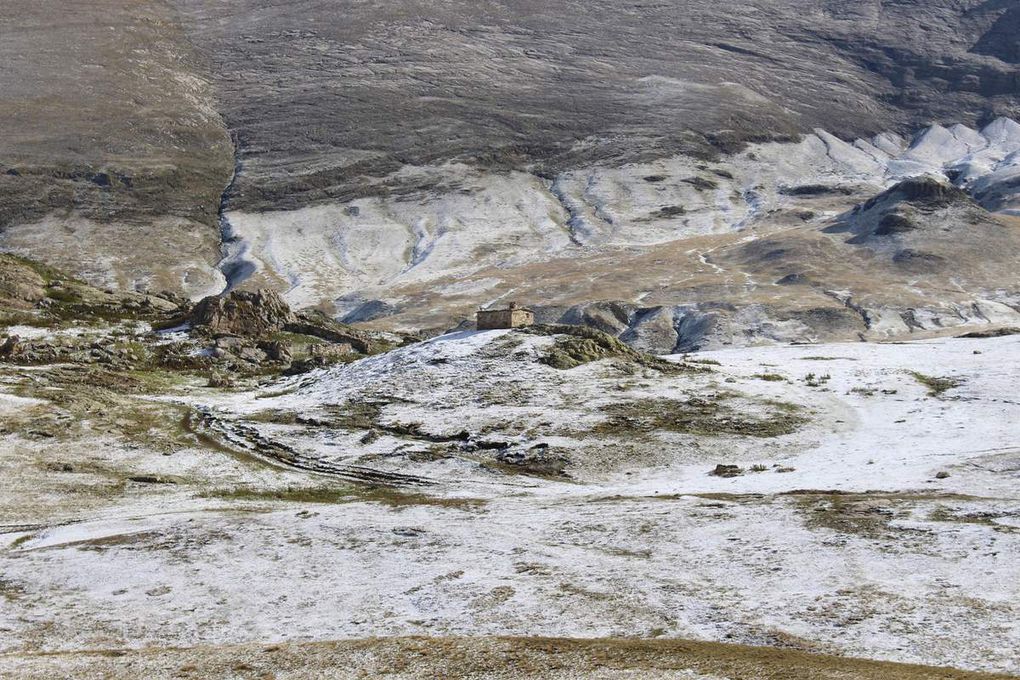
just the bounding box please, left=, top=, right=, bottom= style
left=190, top=289, right=295, bottom=337
left=284, top=310, right=377, bottom=354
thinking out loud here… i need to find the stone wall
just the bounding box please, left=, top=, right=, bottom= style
left=477, top=309, right=534, bottom=330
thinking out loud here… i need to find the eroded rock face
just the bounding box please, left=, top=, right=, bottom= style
left=190, top=289, right=296, bottom=337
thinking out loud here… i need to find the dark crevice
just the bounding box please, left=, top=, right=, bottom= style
left=215, top=133, right=256, bottom=293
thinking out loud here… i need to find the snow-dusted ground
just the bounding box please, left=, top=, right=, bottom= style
left=1, top=333, right=1019, bottom=672
left=630, top=336, right=1020, bottom=497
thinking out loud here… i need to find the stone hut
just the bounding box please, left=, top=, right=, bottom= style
left=476, top=302, right=535, bottom=330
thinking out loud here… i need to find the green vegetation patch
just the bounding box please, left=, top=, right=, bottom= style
left=927, top=506, right=1018, bottom=532
left=524, top=325, right=703, bottom=374
left=9, top=534, right=33, bottom=550
left=792, top=493, right=899, bottom=540
left=323, top=400, right=386, bottom=430
left=802, top=372, right=831, bottom=388
left=3, top=253, right=72, bottom=285
left=908, top=371, right=963, bottom=397
left=788, top=492, right=986, bottom=542
left=247, top=409, right=302, bottom=425
left=0, top=309, right=63, bottom=329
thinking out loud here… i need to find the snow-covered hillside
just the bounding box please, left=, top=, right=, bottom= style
left=222, top=119, right=1020, bottom=318
left=3, top=329, right=1019, bottom=673
left=200, top=328, right=1020, bottom=498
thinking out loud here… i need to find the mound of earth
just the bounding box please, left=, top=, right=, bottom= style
left=827, top=176, right=1020, bottom=279
left=839, top=176, right=981, bottom=241
left=197, top=329, right=813, bottom=482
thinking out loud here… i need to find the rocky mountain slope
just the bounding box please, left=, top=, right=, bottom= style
left=1, top=1, right=1018, bottom=347
left=0, top=1, right=233, bottom=296
left=218, top=118, right=1020, bottom=351
left=173, top=0, right=1019, bottom=211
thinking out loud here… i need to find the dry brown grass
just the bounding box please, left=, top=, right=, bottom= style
left=2, top=636, right=1014, bottom=679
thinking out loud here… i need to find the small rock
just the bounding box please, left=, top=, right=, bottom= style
left=207, top=374, right=236, bottom=388
left=128, top=475, right=176, bottom=485
left=935, top=471, right=951, bottom=479
left=235, top=346, right=268, bottom=364
left=0, top=335, right=20, bottom=357
left=214, top=336, right=246, bottom=350
left=392, top=527, right=425, bottom=537
left=309, top=343, right=353, bottom=360
left=257, top=339, right=292, bottom=363
left=710, top=464, right=743, bottom=478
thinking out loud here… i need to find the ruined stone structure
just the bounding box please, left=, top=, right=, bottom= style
left=476, top=302, right=535, bottom=330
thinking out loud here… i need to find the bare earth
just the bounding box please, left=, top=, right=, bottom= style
left=5, top=637, right=1017, bottom=680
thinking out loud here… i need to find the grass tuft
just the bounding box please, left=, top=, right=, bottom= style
left=908, top=371, right=963, bottom=397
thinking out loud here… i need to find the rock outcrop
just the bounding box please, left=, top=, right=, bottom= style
left=189, top=289, right=296, bottom=337
left=0, top=254, right=48, bottom=309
